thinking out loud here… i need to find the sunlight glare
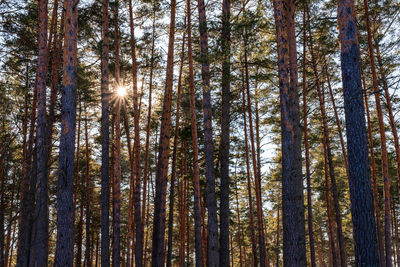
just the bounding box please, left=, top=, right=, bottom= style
left=117, top=86, right=127, bottom=97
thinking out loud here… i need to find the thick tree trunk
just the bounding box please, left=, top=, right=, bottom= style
left=55, top=0, right=78, bottom=265
left=195, top=1, right=219, bottom=265
left=186, top=1, right=204, bottom=265
left=100, top=0, right=111, bottom=265
left=151, top=0, right=176, bottom=265
left=301, top=8, right=316, bottom=267
left=273, top=0, right=306, bottom=265
left=337, top=0, right=379, bottom=264
left=166, top=31, right=185, bottom=267
left=220, top=0, right=231, bottom=265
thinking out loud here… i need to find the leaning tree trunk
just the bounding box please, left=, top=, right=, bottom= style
left=55, top=0, right=78, bottom=266
left=337, top=0, right=379, bottom=264
left=151, top=0, right=176, bottom=265
left=362, top=1, right=392, bottom=266
left=100, top=0, right=111, bottom=265
left=362, top=70, right=385, bottom=266
left=273, top=0, right=307, bottom=265
left=220, top=0, right=231, bottom=265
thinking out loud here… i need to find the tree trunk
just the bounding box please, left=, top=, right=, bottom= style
left=361, top=70, right=385, bottom=266
left=30, top=0, right=49, bottom=265
left=195, top=1, right=219, bottom=265
left=75, top=104, right=83, bottom=267
left=127, top=1, right=143, bottom=265
left=273, top=0, right=307, bottom=265
left=84, top=108, right=91, bottom=267
left=243, top=27, right=266, bottom=267
left=220, top=0, right=231, bottom=265
left=240, top=62, right=258, bottom=267
left=17, top=71, right=38, bottom=267
left=337, top=0, right=379, bottom=264
left=301, top=8, right=316, bottom=267
left=112, top=1, right=121, bottom=265
left=166, top=30, right=185, bottom=267
left=55, top=0, right=78, bottom=265
left=186, top=1, right=204, bottom=265
left=151, top=0, right=176, bottom=265
left=362, top=1, right=392, bottom=266
left=234, top=181, right=244, bottom=267
left=100, top=0, right=111, bottom=265
left=307, top=20, right=346, bottom=267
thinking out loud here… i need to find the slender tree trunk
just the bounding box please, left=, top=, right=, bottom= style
left=166, top=31, right=185, bottom=267
left=234, top=181, right=244, bottom=267
left=0, top=144, right=5, bottom=267
left=240, top=63, right=258, bottom=267
left=17, top=71, right=38, bottom=267
left=141, top=5, right=157, bottom=230
left=276, top=207, right=280, bottom=267
left=29, top=0, right=49, bottom=265
left=337, top=0, right=379, bottom=264
left=46, top=0, right=63, bottom=166
left=374, top=39, right=400, bottom=199
left=55, top=0, right=78, bottom=265
left=362, top=1, right=392, bottom=265
left=220, top=0, right=231, bottom=265
left=3, top=189, right=14, bottom=267
left=392, top=200, right=400, bottom=267
left=301, top=8, right=316, bottom=267
left=151, top=0, right=176, bottom=265
left=307, top=21, right=346, bottom=267
left=127, top=1, right=144, bottom=265
left=75, top=104, right=83, bottom=267
left=124, top=101, right=135, bottom=267
left=84, top=108, right=91, bottom=267
left=186, top=1, right=204, bottom=265
left=112, top=1, right=122, bottom=265
left=195, top=0, right=219, bottom=265
left=244, top=28, right=266, bottom=267
left=273, top=0, right=307, bottom=265
left=178, top=162, right=186, bottom=267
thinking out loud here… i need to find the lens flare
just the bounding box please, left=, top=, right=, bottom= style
left=117, top=86, right=127, bottom=97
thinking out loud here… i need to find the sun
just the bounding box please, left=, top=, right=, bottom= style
left=116, top=86, right=127, bottom=97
